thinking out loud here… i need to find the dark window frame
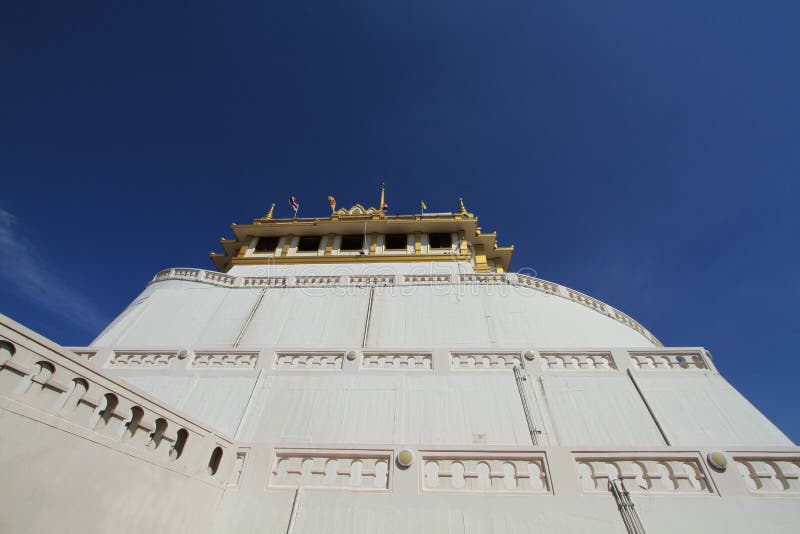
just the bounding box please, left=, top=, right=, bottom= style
left=254, top=236, right=280, bottom=253
left=340, top=234, right=365, bottom=251
left=428, top=233, right=453, bottom=249
left=297, top=235, right=322, bottom=252
left=384, top=234, right=407, bottom=250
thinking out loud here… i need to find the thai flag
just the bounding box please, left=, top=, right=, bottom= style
left=289, top=196, right=299, bottom=214
left=383, top=202, right=389, bottom=212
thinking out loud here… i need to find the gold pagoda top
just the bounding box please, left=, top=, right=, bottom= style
left=210, top=188, right=513, bottom=273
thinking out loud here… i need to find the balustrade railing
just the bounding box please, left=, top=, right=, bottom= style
left=734, top=455, right=800, bottom=493
left=269, top=449, right=391, bottom=491
left=576, top=454, right=713, bottom=494
left=421, top=450, right=549, bottom=493
left=0, top=327, right=234, bottom=486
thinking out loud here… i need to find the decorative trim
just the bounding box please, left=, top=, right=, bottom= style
left=361, top=352, right=433, bottom=370
left=421, top=451, right=549, bottom=493
left=269, top=449, right=391, bottom=491
left=629, top=352, right=708, bottom=371
left=540, top=352, right=616, bottom=370
left=450, top=352, right=522, bottom=370
left=106, top=351, right=178, bottom=368
left=67, top=348, right=98, bottom=362
left=273, top=352, right=344, bottom=370
left=734, top=455, right=800, bottom=493
left=576, top=454, right=714, bottom=494
left=191, top=352, right=259, bottom=369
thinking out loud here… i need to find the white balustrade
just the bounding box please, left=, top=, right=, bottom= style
left=349, top=275, right=395, bottom=286
left=421, top=452, right=549, bottom=493
left=295, top=275, right=341, bottom=286
left=514, top=274, right=560, bottom=295
left=540, top=352, right=615, bottom=370
left=191, top=352, right=258, bottom=369
left=269, top=450, right=391, bottom=491
left=734, top=456, right=800, bottom=493
left=107, top=351, right=178, bottom=368
left=67, top=348, right=97, bottom=362
left=361, top=352, right=432, bottom=370
left=0, top=327, right=234, bottom=485
left=273, top=352, right=344, bottom=370
left=450, top=352, right=522, bottom=370
left=566, top=289, right=607, bottom=313
left=576, top=456, right=713, bottom=494
left=629, top=352, right=707, bottom=371
left=460, top=274, right=506, bottom=284
left=241, top=277, right=288, bottom=288
left=403, top=274, right=451, bottom=283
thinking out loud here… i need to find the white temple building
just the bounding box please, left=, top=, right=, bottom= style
left=1, top=191, right=798, bottom=533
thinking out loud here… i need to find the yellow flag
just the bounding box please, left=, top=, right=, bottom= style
left=421, top=200, right=427, bottom=210
left=328, top=195, right=336, bottom=210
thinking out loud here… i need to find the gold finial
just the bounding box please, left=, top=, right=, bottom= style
left=379, top=181, right=386, bottom=213
left=264, top=203, right=275, bottom=220
left=458, top=197, right=468, bottom=215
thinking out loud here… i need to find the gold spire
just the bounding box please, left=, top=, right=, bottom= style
left=458, top=197, right=468, bottom=215
left=379, top=181, right=386, bottom=213
left=264, top=203, right=275, bottom=220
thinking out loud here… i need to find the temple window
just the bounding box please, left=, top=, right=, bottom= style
left=297, top=236, right=322, bottom=252
left=384, top=234, right=407, bottom=250
left=122, top=406, right=144, bottom=441
left=254, top=236, right=279, bottom=253
left=170, top=428, right=189, bottom=461
left=94, top=393, right=119, bottom=429
left=208, top=447, right=223, bottom=476
left=340, top=234, right=364, bottom=252
left=147, top=418, right=167, bottom=450
left=428, top=233, right=452, bottom=249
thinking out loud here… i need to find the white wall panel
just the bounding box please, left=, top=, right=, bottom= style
left=368, top=287, right=492, bottom=348
left=487, top=287, right=655, bottom=347
left=401, top=375, right=530, bottom=445
left=539, top=374, right=665, bottom=446
left=90, top=285, right=159, bottom=347
left=636, top=373, right=792, bottom=446
left=113, top=285, right=228, bottom=347
left=239, top=375, right=398, bottom=443
left=195, top=289, right=262, bottom=345
left=121, top=373, right=257, bottom=437
left=238, top=288, right=369, bottom=348
left=238, top=374, right=529, bottom=446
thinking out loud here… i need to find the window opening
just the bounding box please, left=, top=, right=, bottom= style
left=428, top=233, right=452, bottom=249
left=384, top=234, right=407, bottom=250
left=297, top=236, right=322, bottom=252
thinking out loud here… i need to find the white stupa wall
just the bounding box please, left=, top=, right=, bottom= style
left=91, top=278, right=657, bottom=350
left=87, top=269, right=792, bottom=450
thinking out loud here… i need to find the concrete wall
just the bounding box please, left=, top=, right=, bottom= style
left=0, top=408, right=222, bottom=534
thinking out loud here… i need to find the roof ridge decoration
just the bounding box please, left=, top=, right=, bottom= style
left=333, top=203, right=384, bottom=217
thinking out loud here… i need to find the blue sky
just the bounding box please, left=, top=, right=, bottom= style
left=1, top=2, right=798, bottom=441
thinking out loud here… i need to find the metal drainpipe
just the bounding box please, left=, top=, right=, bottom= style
left=285, top=487, right=300, bottom=534
left=513, top=365, right=540, bottom=446
left=234, top=287, right=267, bottom=348
left=627, top=368, right=670, bottom=446
left=362, top=286, right=375, bottom=348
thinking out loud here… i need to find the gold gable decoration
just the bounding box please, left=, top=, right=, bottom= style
left=333, top=204, right=384, bottom=217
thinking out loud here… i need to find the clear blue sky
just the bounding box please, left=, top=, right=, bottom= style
left=2, top=2, right=798, bottom=441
